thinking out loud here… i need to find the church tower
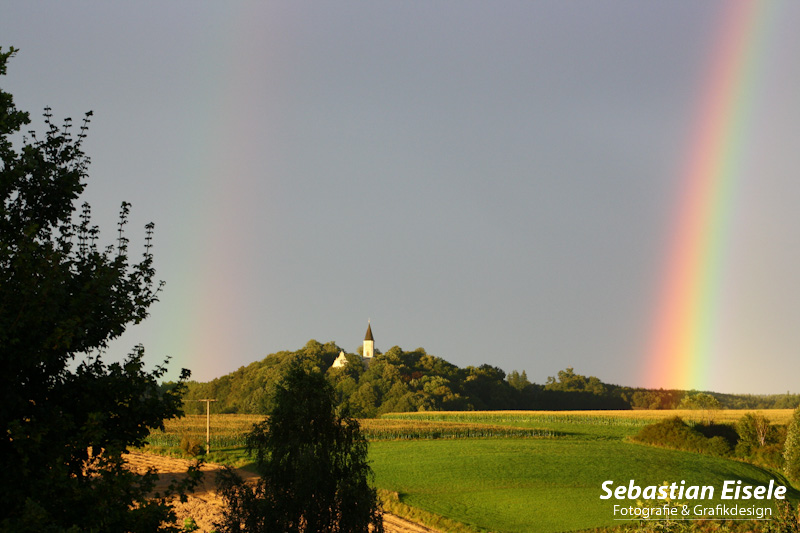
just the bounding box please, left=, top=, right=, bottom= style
left=363, top=320, right=374, bottom=361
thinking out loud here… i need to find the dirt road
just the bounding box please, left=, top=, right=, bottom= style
left=124, top=452, right=439, bottom=533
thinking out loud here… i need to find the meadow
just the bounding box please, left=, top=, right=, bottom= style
left=145, top=409, right=798, bottom=532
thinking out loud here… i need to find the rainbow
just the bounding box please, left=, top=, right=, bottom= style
left=148, top=4, right=290, bottom=381
left=644, top=1, right=777, bottom=390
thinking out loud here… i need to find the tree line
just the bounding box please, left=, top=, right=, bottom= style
left=180, top=341, right=800, bottom=416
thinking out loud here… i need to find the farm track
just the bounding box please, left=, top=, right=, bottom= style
left=124, top=452, right=439, bottom=533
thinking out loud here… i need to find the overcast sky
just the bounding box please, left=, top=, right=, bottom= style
left=3, top=1, right=800, bottom=394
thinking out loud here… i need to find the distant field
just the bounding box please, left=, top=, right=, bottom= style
left=146, top=412, right=563, bottom=449
left=149, top=409, right=796, bottom=448
left=384, top=409, right=796, bottom=425
left=145, top=410, right=798, bottom=532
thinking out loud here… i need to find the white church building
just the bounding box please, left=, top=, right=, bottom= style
left=331, top=321, right=374, bottom=368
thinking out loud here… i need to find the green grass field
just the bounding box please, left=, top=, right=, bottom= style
left=145, top=410, right=798, bottom=532
left=370, top=438, right=794, bottom=532
left=370, top=411, right=797, bottom=532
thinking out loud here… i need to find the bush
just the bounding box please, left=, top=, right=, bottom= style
left=706, top=436, right=733, bottom=457
left=632, top=417, right=732, bottom=457
left=180, top=436, right=205, bottom=457
left=764, top=500, right=800, bottom=533
left=752, top=443, right=785, bottom=471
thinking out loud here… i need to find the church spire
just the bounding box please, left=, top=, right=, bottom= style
left=363, top=320, right=374, bottom=360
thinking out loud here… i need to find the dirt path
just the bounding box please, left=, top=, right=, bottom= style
left=124, top=452, right=439, bottom=533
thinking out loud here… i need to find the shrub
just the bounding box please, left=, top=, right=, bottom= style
left=180, top=436, right=205, bottom=457
left=784, top=408, right=800, bottom=484
left=752, top=443, right=785, bottom=471
left=706, top=436, right=733, bottom=457
left=633, top=417, right=704, bottom=452
left=632, top=417, right=732, bottom=457
left=764, top=500, right=800, bottom=533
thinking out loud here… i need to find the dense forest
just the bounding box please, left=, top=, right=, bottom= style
left=179, top=340, right=800, bottom=416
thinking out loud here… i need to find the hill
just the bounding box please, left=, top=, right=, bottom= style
left=179, top=340, right=800, bottom=415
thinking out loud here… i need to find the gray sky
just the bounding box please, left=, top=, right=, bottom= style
left=3, top=1, right=800, bottom=394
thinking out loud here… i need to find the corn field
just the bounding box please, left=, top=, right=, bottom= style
left=360, top=419, right=559, bottom=440
left=383, top=409, right=796, bottom=426
left=145, top=413, right=561, bottom=449
left=383, top=411, right=655, bottom=427
left=146, top=414, right=261, bottom=449
left=145, top=409, right=795, bottom=451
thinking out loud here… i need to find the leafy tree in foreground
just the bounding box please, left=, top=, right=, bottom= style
left=216, top=360, right=383, bottom=532
left=0, top=48, right=194, bottom=532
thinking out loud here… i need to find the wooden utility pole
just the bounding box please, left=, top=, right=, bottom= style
left=189, top=399, right=217, bottom=454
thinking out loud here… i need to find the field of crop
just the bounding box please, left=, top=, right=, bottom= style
left=146, top=414, right=261, bottom=450
left=145, top=413, right=562, bottom=450
left=144, top=410, right=798, bottom=532
left=385, top=409, right=796, bottom=425
left=383, top=409, right=795, bottom=442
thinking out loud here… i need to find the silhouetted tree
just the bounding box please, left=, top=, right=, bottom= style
left=0, top=48, right=194, bottom=532
left=216, top=360, right=383, bottom=532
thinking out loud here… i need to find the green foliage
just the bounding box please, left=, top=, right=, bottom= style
left=764, top=500, right=800, bottom=533
left=632, top=417, right=733, bottom=456
left=678, top=392, right=722, bottom=411
left=0, top=48, right=194, bottom=532
left=721, top=393, right=800, bottom=410
left=182, top=517, right=200, bottom=532
left=215, top=362, right=383, bottom=532
left=186, top=350, right=799, bottom=415
left=507, top=369, right=531, bottom=391
left=736, top=412, right=776, bottom=458
left=180, top=435, right=205, bottom=456
left=784, top=407, right=800, bottom=484
left=678, top=393, right=722, bottom=425
left=183, top=340, right=344, bottom=414
left=545, top=366, right=607, bottom=395
left=632, top=413, right=788, bottom=472
left=627, top=389, right=684, bottom=409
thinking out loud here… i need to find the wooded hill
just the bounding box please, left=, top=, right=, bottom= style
left=179, top=340, right=800, bottom=416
